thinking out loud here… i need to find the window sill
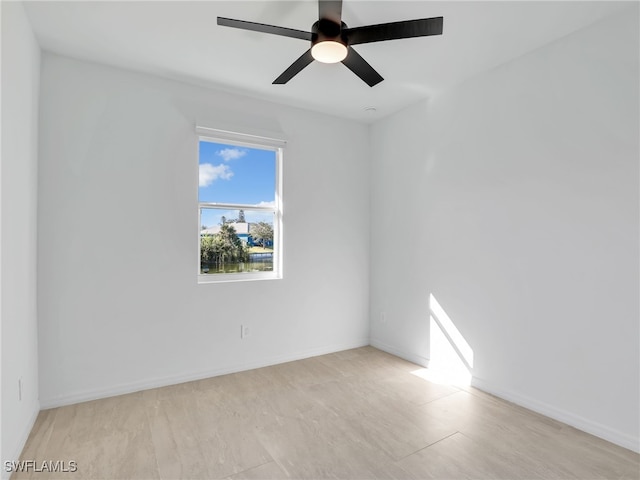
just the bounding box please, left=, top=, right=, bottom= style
left=198, top=271, right=282, bottom=284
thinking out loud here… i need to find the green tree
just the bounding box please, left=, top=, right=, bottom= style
left=200, top=225, right=249, bottom=270
left=217, top=224, right=249, bottom=262
left=250, top=222, right=273, bottom=247
left=200, top=234, right=218, bottom=265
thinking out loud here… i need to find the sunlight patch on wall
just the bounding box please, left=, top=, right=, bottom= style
left=430, top=293, right=474, bottom=368
left=412, top=293, right=474, bottom=386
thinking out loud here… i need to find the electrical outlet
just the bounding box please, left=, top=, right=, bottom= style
left=241, top=325, right=250, bottom=339
left=18, top=378, right=22, bottom=401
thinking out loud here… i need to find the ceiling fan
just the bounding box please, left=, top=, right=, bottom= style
left=217, top=0, right=443, bottom=87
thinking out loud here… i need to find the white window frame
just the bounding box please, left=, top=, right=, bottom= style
left=196, top=126, right=284, bottom=284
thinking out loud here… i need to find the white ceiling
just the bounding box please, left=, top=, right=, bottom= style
left=24, top=0, right=629, bottom=123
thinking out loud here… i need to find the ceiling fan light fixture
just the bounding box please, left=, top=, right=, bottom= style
left=311, top=40, right=347, bottom=63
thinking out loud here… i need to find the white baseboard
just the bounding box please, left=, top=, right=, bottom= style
left=369, top=338, right=429, bottom=367
left=3, top=401, right=40, bottom=480
left=39, top=338, right=369, bottom=409
left=471, top=376, right=640, bottom=454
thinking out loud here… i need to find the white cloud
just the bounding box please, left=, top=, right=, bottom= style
left=199, top=163, right=233, bottom=187
left=217, top=148, right=247, bottom=162
left=254, top=200, right=275, bottom=208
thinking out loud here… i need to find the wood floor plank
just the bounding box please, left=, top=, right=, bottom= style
left=225, top=461, right=289, bottom=480
left=255, top=413, right=393, bottom=479
left=262, top=356, right=345, bottom=388
left=144, top=385, right=273, bottom=479
left=16, top=347, right=640, bottom=479
left=395, top=431, right=551, bottom=479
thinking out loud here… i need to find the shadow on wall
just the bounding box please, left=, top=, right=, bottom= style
left=412, top=293, right=474, bottom=386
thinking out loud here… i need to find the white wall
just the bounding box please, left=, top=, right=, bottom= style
left=1, top=1, right=41, bottom=474
left=37, top=54, right=370, bottom=407
left=370, top=7, right=639, bottom=451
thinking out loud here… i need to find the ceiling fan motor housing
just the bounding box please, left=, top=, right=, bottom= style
left=311, top=19, right=348, bottom=48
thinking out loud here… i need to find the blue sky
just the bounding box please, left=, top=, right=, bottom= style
left=199, top=140, right=276, bottom=228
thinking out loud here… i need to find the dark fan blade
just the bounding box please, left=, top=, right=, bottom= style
left=217, top=17, right=312, bottom=41
left=273, top=49, right=315, bottom=84
left=319, top=0, right=342, bottom=23
left=345, top=17, right=443, bottom=45
left=341, top=47, right=383, bottom=87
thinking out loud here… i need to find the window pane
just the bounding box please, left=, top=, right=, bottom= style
left=199, top=140, right=275, bottom=205
left=200, top=207, right=274, bottom=275
left=200, top=208, right=274, bottom=228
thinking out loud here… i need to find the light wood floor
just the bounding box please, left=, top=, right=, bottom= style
left=16, top=347, right=639, bottom=479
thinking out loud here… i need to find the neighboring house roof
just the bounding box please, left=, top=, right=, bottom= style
left=201, top=222, right=250, bottom=236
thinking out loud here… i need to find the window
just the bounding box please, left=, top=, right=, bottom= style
left=197, top=127, right=283, bottom=283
